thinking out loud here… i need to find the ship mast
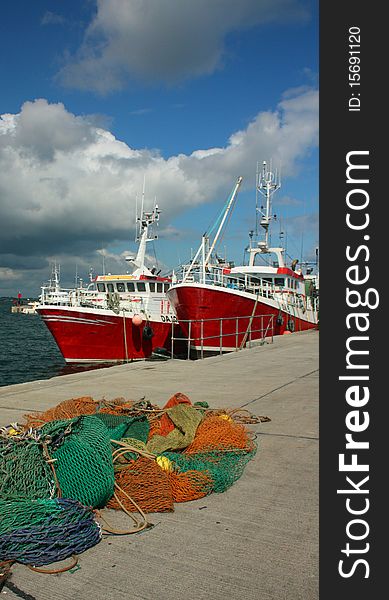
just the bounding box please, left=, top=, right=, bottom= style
left=249, top=161, right=284, bottom=267
left=256, top=160, right=281, bottom=250
left=125, top=182, right=160, bottom=277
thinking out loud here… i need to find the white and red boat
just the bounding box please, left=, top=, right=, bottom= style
left=166, top=163, right=319, bottom=352
left=36, top=205, right=183, bottom=362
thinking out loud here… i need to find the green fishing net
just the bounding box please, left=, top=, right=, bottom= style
left=0, top=435, right=55, bottom=501
left=94, top=413, right=149, bottom=443
left=163, top=446, right=257, bottom=494
left=41, top=416, right=115, bottom=508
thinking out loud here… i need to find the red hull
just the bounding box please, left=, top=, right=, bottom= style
left=167, top=284, right=318, bottom=350
left=37, top=307, right=183, bottom=362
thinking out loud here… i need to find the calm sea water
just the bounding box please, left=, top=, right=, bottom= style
left=0, top=297, right=114, bottom=387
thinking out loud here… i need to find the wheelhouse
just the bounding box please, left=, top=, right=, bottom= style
left=94, top=274, right=171, bottom=296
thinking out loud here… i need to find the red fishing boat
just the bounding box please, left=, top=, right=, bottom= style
left=37, top=204, right=183, bottom=362
left=166, top=163, right=319, bottom=352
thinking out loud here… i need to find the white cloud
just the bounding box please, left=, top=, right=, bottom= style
left=0, top=87, right=317, bottom=294
left=0, top=267, right=21, bottom=281
left=1, top=99, right=95, bottom=161
left=129, top=108, right=153, bottom=116
left=57, top=0, right=308, bottom=93
left=41, top=11, right=66, bottom=26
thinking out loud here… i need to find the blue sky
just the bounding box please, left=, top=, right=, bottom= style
left=0, top=0, right=318, bottom=296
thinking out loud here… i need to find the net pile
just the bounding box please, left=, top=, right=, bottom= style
left=108, top=405, right=257, bottom=513
left=0, top=392, right=261, bottom=571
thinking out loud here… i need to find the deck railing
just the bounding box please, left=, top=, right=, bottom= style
left=181, top=266, right=319, bottom=313
left=169, top=313, right=274, bottom=359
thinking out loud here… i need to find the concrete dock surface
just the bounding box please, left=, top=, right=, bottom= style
left=0, top=330, right=319, bottom=600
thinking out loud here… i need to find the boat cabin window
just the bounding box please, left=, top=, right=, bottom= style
left=156, top=282, right=163, bottom=293
left=227, top=278, right=239, bottom=288
left=274, top=277, right=285, bottom=287
left=107, top=283, right=114, bottom=292
left=287, top=278, right=297, bottom=290
left=137, top=282, right=146, bottom=292
left=261, top=278, right=272, bottom=285
left=164, top=283, right=170, bottom=292
left=97, top=283, right=106, bottom=292
left=127, top=282, right=135, bottom=292
left=149, top=282, right=155, bottom=292
left=116, top=282, right=125, bottom=292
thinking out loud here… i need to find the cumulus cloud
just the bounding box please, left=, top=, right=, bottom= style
left=0, top=87, right=317, bottom=294
left=57, top=0, right=308, bottom=93
left=1, top=99, right=96, bottom=161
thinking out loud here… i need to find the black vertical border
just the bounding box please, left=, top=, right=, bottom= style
left=320, top=1, right=384, bottom=598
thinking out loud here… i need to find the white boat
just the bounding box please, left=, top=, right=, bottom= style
left=11, top=300, right=40, bottom=314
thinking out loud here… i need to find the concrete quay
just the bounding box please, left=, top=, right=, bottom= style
left=0, top=329, right=319, bottom=600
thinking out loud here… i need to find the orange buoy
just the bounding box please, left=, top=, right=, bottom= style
left=132, top=314, right=143, bottom=326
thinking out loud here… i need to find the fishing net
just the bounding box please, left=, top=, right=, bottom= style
left=3, top=395, right=258, bottom=516
left=0, top=498, right=101, bottom=566
left=40, top=416, right=115, bottom=508
left=1, top=413, right=152, bottom=511
left=107, top=409, right=257, bottom=511
left=157, top=392, right=193, bottom=436
left=24, top=396, right=162, bottom=429
left=107, top=456, right=174, bottom=513
left=0, top=431, right=56, bottom=501
left=24, top=396, right=98, bottom=428
left=168, top=469, right=213, bottom=502
left=164, top=447, right=257, bottom=495
left=184, top=414, right=256, bottom=454
left=99, top=399, right=145, bottom=416
left=150, top=414, right=258, bottom=500
left=0, top=392, right=261, bottom=577
left=147, top=403, right=203, bottom=454
left=94, top=412, right=150, bottom=444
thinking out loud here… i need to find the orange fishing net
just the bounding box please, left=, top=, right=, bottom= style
left=24, top=396, right=97, bottom=428
left=107, top=456, right=174, bottom=513
left=98, top=399, right=141, bottom=416
left=184, top=414, right=256, bottom=454
left=169, top=469, right=213, bottom=503
left=24, top=396, right=162, bottom=429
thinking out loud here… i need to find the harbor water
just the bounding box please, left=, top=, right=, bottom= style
left=0, top=298, right=115, bottom=387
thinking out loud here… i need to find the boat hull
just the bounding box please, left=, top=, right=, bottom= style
left=167, top=283, right=318, bottom=351
left=37, top=306, right=183, bottom=362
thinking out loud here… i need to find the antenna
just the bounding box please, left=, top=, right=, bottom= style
left=300, top=200, right=306, bottom=263
left=256, top=160, right=281, bottom=249
left=135, top=192, right=138, bottom=242
left=141, top=174, right=145, bottom=222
